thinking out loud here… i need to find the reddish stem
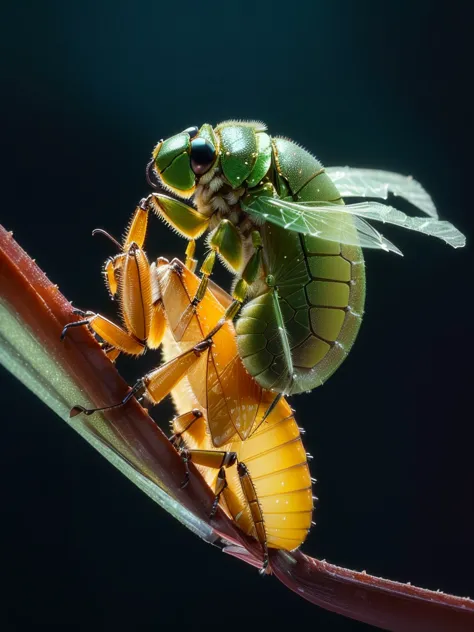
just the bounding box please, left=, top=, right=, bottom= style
left=270, top=550, right=474, bottom=632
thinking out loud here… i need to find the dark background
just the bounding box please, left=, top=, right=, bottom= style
left=1, top=1, right=473, bottom=630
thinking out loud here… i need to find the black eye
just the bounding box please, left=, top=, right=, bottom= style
left=190, top=138, right=216, bottom=175
left=184, top=126, right=199, bottom=139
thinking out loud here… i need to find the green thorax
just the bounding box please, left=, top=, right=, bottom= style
left=215, top=121, right=272, bottom=189
left=213, top=122, right=344, bottom=203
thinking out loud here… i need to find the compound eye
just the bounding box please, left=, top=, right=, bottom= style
left=184, top=126, right=199, bottom=139
left=190, top=138, right=216, bottom=175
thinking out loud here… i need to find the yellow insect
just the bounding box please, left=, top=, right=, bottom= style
left=62, top=211, right=313, bottom=570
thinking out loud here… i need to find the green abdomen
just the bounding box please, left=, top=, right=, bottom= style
left=236, top=138, right=366, bottom=394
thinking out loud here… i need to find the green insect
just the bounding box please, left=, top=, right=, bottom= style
left=141, top=120, right=464, bottom=396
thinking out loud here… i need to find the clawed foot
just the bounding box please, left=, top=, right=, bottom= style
left=209, top=496, right=219, bottom=519
left=60, top=310, right=91, bottom=341
left=180, top=473, right=190, bottom=489
left=69, top=405, right=93, bottom=417
left=258, top=555, right=270, bottom=576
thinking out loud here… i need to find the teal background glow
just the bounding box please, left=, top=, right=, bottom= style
left=1, top=1, right=472, bottom=629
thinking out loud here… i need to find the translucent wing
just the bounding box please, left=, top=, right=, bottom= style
left=326, top=167, right=439, bottom=218
left=245, top=197, right=401, bottom=254
left=244, top=197, right=465, bottom=254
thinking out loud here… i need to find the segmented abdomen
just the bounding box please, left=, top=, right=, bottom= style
left=177, top=396, right=312, bottom=551
left=237, top=138, right=366, bottom=394
left=227, top=401, right=312, bottom=550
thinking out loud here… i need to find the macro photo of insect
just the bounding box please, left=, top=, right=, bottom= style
left=1, top=3, right=473, bottom=631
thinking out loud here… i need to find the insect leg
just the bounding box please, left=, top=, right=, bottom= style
left=93, top=201, right=149, bottom=255
left=92, top=203, right=150, bottom=298
left=172, top=408, right=270, bottom=571
left=184, top=240, right=197, bottom=272
left=148, top=193, right=210, bottom=240
left=270, top=286, right=294, bottom=389
left=236, top=462, right=269, bottom=573
left=177, top=448, right=237, bottom=511
left=169, top=409, right=203, bottom=447
left=103, top=253, right=126, bottom=298
left=61, top=311, right=146, bottom=356
left=103, top=346, right=121, bottom=363
left=71, top=339, right=212, bottom=416
left=205, top=230, right=264, bottom=339
left=171, top=220, right=248, bottom=340
left=122, top=202, right=149, bottom=249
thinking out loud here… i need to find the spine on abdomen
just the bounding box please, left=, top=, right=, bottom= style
left=230, top=411, right=313, bottom=550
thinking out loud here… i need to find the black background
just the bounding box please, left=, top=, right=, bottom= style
left=1, top=1, right=473, bottom=630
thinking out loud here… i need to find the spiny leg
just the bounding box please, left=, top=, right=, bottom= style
left=148, top=191, right=264, bottom=342
left=71, top=338, right=212, bottom=417
left=172, top=434, right=270, bottom=571
left=123, top=202, right=149, bottom=249
left=177, top=448, right=237, bottom=513
left=175, top=229, right=263, bottom=343
left=93, top=202, right=151, bottom=297
left=169, top=409, right=203, bottom=448
left=61, top=309, right=146, bottom=356
left=178, top=451, right=270, bottom=572
left=103, top=346, right=121, bottom=363
left=97, top=191, right=208, bottom=266
left=172, top=220, right=242, bottom=340
left=237, top=462, right=269, bottom=573
left=147, top=192, right=210, bottom=242
left=107, top=241, right=166, bottom=351
left=90, top=216, right=168, bottom=353
left=95, top=192, right=207, bottom=296
left=95, top=201, right=150, bottom=253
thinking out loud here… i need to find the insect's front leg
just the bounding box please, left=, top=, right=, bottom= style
left=147, top=192, right=210, bottom=272
left=61, top=309, right=146, bottom=356
left=123, top=202, right=150, bottom=249
left=95, top=202, right=151, bottom=298
left=193, top=218, right=245, bottom=304
left=170, top=219, right=245, bottom=341
left=148, top=193, right=210, bottom=243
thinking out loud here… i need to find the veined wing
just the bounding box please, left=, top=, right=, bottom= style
left=326, top=167, right=439, bottom=218
left=164, top=261, right=265, bottom=446
left=244, top=197, right=465, bottom=254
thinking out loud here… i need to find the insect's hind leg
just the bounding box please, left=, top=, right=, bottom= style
left=175, top=447, right=238, bottom=515
left=237, top=462, right=269, bottom=574
left=173, top=433, right=270, bottom=572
